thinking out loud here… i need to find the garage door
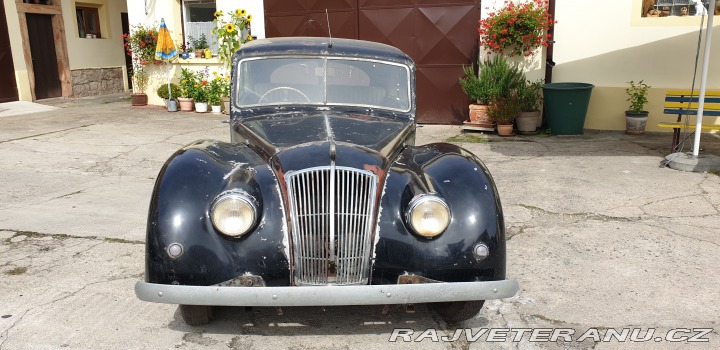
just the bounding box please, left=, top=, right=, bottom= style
left=264, top=0, right=480, bottom=124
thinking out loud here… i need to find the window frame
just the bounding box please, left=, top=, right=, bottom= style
left=76, top=6, right=101, bottom=38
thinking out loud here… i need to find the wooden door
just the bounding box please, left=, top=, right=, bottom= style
left=26, top=13, right=62, bottom=100
left=0, top=3, right=19, bottom=102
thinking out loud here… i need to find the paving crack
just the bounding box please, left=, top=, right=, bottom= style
left=2, top=230, right=143, bottom=245
left=0, top=125, right=95, bottom=144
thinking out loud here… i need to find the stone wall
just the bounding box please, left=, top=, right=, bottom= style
left=71, top=68, right=125, bottom=97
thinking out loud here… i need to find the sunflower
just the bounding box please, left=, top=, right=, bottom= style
left=236, top=9, right=247, bottom=17
left=247, top=15, right=253, bottom=22
left=225, top=23, right=236, bottom=33
left=213, top=10, right=223, bottom=18
left=246, top=34, right=253, bottom=41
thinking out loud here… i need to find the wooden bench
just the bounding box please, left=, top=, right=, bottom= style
left=658, top=90, right=720, bottom=152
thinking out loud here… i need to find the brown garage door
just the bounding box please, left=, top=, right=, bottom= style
left=264, top=0, right=479, bottom=124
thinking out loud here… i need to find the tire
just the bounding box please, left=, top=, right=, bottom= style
left=180, top=305, right=214, bottom=326
left=430, top=300, right=485, bottom=322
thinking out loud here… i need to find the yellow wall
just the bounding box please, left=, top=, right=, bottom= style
left=131, top=0, right=264, bottom=105
left=553, top=0, right=720, bottom=131
left=4, top=0, right=32, bottom=101
left=65, top=0, right=128, bottom=70
left=481, top=0, right=720, bottom=132
left=5, top=0, right=129, bottom=100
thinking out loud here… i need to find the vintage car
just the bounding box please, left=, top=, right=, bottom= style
left=135, top=37, right=518, bottom=325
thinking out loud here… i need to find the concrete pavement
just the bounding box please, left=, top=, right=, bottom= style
left=0, top=94, right=719, bottom=349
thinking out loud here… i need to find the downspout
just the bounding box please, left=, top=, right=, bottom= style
left=544, top=0, right=556, bottom=84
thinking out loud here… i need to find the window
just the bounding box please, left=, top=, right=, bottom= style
left=643, top=0, right=718, bottom=17
left=76, top=6, right=100, bottom=38
left=182, top=0, right=217, bottom=52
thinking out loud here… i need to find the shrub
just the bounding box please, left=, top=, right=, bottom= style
left=156, top=83, right=180, bottom=99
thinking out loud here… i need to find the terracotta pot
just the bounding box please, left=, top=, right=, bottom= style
left=195, top=102, right=208, bottom=113
left=221, top=97, right=230, bottom=115
left=496, top=124, right=515, bottom=136
left=131, top=93, right=148, bottom=106
left=516, top=111, right=540, bottom=134
left=469, top=104, right=492, bottom=125
left=178, top=97, right=194, bottom=111
left=195, top=49, right=204, bottom=58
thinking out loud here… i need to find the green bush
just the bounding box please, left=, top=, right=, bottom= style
left=157, top=83, right=180, bottom=99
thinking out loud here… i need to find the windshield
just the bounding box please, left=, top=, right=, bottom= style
left=235, top=57, right=411, bottom=112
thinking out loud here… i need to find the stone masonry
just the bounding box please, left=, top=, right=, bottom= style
left=71, top=67, right=125, bottom=97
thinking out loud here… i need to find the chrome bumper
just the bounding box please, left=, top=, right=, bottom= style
left=135, top=279, right=519, bottom=306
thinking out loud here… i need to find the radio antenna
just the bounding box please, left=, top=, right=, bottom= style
left=326, top=9, right=333, bottom=48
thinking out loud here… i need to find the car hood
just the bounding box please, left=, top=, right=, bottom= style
left=234, top=111, right=413, bottom=175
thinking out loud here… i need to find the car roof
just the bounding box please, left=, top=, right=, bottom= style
left=234, top=37, right=414, bottom=66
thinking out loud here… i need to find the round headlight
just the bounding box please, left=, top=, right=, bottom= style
left=210, top=193, right=257, bottom=237
left=406, top=194, right=451, bottom=238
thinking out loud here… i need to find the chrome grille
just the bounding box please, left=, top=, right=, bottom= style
left=286, top=166, right=378, bottom=285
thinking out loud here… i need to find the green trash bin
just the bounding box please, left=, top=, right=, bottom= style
left=542, top=83, right=594, bottom=135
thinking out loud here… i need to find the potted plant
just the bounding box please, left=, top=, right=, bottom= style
left=488, top=92, right=521, bottom=136
left=122, top=24, right=158, bottom=106
left=189, top=34, right=209, bottom=58
left=625, top=80, right=651, bottom=135
left=193, top=70, right=209, bottom=113
left=516, top=80, right=543, bottom=134
left=157, top=83, right=180, bottom=112
left=178, top=68, right=197, bottom=111
left=478, top=0, right=555, bottom=57
left=219, top=73, right=231, bottom=114
left=206, top=72, right=224, bottom=113
left=212, top=8, right=253, bottom=71
left=459, top=64, right=494, bottom=127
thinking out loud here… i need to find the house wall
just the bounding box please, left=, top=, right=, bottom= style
left=4, top=0, right=129, bottom=100
left=127, top=0, right=265, bottom=106
left=4, top=0, right=32, bottom=101
left=482, top=0, right=720, bottom=132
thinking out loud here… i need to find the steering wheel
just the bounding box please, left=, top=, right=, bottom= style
left=258, top=86, right=310, bottom=104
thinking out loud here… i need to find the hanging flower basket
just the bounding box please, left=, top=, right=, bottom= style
left=479, top=0, right=555, bottom=57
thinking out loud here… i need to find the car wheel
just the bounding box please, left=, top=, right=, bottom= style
left=180, top=305, right=214, bottom=326
left=430, top=300, right=485, bottom=322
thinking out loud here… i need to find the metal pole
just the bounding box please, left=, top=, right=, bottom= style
left=692, top=0, right=715, bottom=157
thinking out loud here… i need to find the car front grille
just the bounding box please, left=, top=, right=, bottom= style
left=285, top=166, right=378, bottom=285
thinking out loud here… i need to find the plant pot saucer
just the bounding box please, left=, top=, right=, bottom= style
left=462, top=120, right=495, bottom=132
left=498, top=132, right=516, bottom=137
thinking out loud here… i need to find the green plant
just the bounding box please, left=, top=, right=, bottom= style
left=205, top=70, right=231, bottom=104
left=480, top=55, right=524, bottom=104
left=189, top=34, right=209, bottom=50
left=517, top=80, right=543, bottom=112
left=212, top=8, right=253, bottom=71
left=157, top=83, right=180, bottom=100
left=479, top=0, right=555, bottom=57
left=626, top=80, right=651, bottom=113
left=178, top=68, right=198, bottom=98
left=488, top=92, right=521, bottom=125
left=459, top=65, right=492, bottom=104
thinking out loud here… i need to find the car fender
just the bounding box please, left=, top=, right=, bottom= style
left=373, top=142, right=505, bottom=282
left=145, top=140, right=290, bottom=286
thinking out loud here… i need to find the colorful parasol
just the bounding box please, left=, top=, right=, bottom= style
left=155, top=19, right=178, bottom=62
left=155, top=19, right=178, bottom=104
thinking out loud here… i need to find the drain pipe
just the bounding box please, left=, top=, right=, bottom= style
left=544, top=0, right=556, bottom=84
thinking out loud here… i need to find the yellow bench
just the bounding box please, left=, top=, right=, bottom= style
left=658, top=90, right=720, bottom=152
